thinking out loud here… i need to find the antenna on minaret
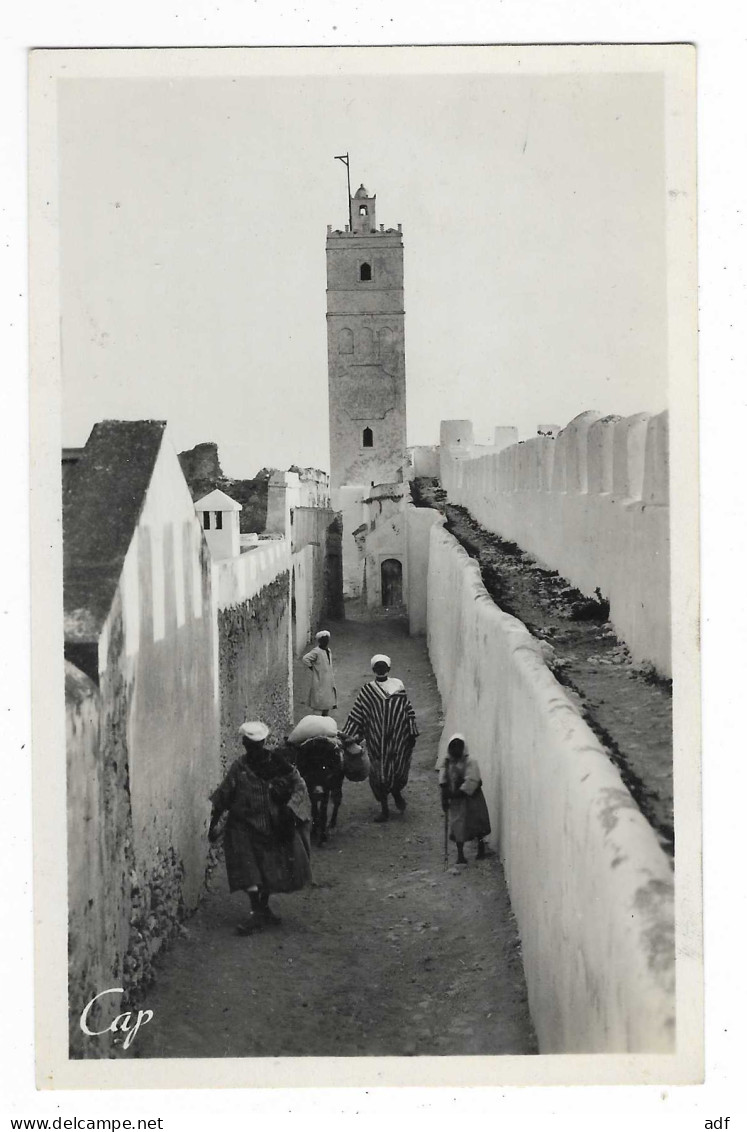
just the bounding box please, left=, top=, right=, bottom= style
left=334, top=152, right=353, bottom=231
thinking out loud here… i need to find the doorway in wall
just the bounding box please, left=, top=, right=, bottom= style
left=381, top=558, right=403, bottom=607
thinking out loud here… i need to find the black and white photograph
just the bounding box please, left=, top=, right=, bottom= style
left=28, top=43, right=700, bottom=1088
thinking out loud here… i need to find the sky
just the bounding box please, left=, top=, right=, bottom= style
left=59, top=66, right=667, bottom=477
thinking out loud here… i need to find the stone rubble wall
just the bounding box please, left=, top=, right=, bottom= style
left=217, top=571, right=293, bottom=770
left=66, top=656, right=131, bottom=1060
left=426, top=523, right=675, bottom=1053
left=440, top=410, right=671, bottom=676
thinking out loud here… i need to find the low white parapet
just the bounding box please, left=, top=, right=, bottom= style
left=211, top=538, right=290, bottom=611
left=427, top=524, right=675, bottom=1053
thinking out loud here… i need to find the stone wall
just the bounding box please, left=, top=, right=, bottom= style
left=440, top=410, right=671, bottom=676
left=66, top=657, right=131, bottom=1060
left=217, top=571, right=293, bottom=767
left=322, top=513, right=344, bottom=622
left=178, top=443, right=270, bottom=534
left=426, top=523, right=675, bottom=1053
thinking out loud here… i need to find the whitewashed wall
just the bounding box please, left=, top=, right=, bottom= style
left=440, top=410, right=671, bottom=676
left=427, top=524, right=675, bottom=1053
left=405, top=504, right=444, bottom=634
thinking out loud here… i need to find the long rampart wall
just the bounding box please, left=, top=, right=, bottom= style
left=211, top=538, right=293, bottom=761
left=66, top=438, right=221, bottom=1055
left=217, top=572, right=293, bottom=769
left=427, top=523, right=675, bottom=1052
left=439, top=410, right=671, bottom=676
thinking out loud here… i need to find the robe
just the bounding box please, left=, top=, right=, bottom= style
left=438, top=751, right=491, bottom=843
left=302, top=645, right=337, bottom=711
left=343, top=678, right=418, bottom=800
left=210, top=749, right=312, bottom=893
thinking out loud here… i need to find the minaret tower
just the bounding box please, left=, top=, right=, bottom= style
left=326, top=184, right=407, bottom=503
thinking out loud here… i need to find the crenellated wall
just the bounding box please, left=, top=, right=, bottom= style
left=427, top=524, right=675, bottom=1052
left=439, top=410, right=670, bottom=675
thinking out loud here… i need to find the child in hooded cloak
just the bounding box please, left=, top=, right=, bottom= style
left=438, top=732, right=491, bottom=865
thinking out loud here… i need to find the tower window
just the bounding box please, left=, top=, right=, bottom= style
left=215, top=512, right=223, bottom=530
left=203, top=511, right=211, bottom=530
left=339, top=327, right=354, bottom=353
left=359, top=205, right=367, bottom=216
left=360, top=262, right=372, bottom=282
left=362, top=427, right=373, bottom=448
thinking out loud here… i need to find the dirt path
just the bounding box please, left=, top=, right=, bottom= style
left=137, top=610, right=536, bottom=1058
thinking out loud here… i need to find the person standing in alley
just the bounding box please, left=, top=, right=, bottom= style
left=342, top=654, right=418, bottom=823
left=208, top=721, right=312, bottom=935
left=438, top=733, right=491, bottom=865
left=302, top=630, right=337, bottom=716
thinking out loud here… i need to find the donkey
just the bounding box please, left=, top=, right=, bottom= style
left=294, top=735, right=345, bottom=845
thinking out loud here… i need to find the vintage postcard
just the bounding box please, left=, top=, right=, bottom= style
left=29, top=44, right=700, bottom=1089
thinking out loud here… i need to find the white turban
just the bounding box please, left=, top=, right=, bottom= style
left=370, top=654, right=391, bottom=669
left=238, top=721, right=270, bottom=743
left=315, top=630, right=331, bottom=640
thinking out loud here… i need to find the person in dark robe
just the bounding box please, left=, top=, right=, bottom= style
left=208, top=721, right=312, bottom=935
left=342, top=654, right=418, bottom=823
left=438, top=733, right=491, bottom=865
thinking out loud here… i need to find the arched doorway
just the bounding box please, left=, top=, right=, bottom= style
left=381, top=558, right=403, bottom=607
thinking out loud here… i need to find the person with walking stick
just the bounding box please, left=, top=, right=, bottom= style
left=438, top=732, right=491, bottom=866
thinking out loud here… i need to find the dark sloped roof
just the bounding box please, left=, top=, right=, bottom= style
left=63, top=420, right=167, bottom=644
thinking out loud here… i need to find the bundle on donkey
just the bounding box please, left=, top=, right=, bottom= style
left=286, top=715, right=366, bottom=844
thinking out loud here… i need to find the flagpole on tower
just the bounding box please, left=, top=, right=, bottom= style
left=334, top=152, right=352, bottom=230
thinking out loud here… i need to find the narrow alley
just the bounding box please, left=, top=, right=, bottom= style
left=137, top=609, right=537, bottom=1058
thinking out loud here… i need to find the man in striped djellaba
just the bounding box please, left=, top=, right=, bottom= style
left=342, top=654, right=419, bottom=823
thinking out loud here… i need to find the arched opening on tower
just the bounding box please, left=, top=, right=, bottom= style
left=362, top=427, right=373, bottom=448
left=381, top=558, right=403, bottom=607
left=359, top=205, right=368, bottom=216
left=360, top=262, right=372, bottom=282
